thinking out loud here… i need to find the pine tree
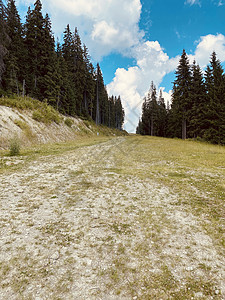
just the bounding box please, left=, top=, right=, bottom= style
left=170, top=49, right=192, bottom=139
left=137, top=82, right=163, bottom=136
left=24, top=0, right=45, bottom=97
left=95, top=63, right=106, bottom=125
left=62, top=24, right=76, bottom=114
left=83, top=44, right=95, bottom=117
left=3, top=0, right=24, bottom=94
left=73, top=27, right=85, bottom=115
left=39, top=13, right=58, bottom=102
left=0, top=0, right=9, bottom=87
left=148, top=81, right=158, bottom=136
left=157, top=89, right=167, bottom=137
left=56, top=41, right=75, bottom=114
left=188, top=60, right=206, bottom=138
left=204, top=52, right=225, bottom=143
left=115, top=95, right=124, bottom=130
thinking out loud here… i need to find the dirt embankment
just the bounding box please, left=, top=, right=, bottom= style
left=0, top=105, right=122, bottom=150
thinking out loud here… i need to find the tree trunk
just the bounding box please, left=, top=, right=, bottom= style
left=151, top=117, right=154, bottom=136
left=96, top=76, right=100, bottom=125
left=182, top=118, right=187, bottom=140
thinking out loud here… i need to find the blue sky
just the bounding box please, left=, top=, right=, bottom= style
left=15, top=0, right=225, bottom=132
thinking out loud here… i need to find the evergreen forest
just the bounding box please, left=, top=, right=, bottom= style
left=0, top=0, right=125, bottom=130
left=137, top=50, right=225, bottom=145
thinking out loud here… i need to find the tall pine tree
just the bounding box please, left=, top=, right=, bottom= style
left=3, top=0, right=24, bottom=94
left=170, top=49, right=192, bottom=139
left=0, top=0, right=9, bottom=88
left=204, top=52, right=225, bottom=143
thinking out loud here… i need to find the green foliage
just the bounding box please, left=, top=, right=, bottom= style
left=0, top=96, right=61, bottom=124
left=32, top=103, right=61, bottom=124
left=9, top=136, right=20, bottom=156
left=137, top=82, right=167, bottom=137
left=0, top=0, right=125, bottom=131
left=64, top=118, right=73, bottom=127
left=138, top=50, right=225, bottom=145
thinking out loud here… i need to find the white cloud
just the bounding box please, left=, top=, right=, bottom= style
left=185, top=0, right=201, bottom=5
left=194, top=34, right=225, bottom=68
left=107, top=33, right=225, bottom=132
left=16, top=1, right=225, bottom=133
left=107, top=41, right=180, bottom=132
left=16, top=0, right=143, bottom=60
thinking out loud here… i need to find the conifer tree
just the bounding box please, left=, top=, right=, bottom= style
left=83, top=44, right=95, bottom=117
left=95, top=63, right=105, bottom=125
left=62, top=24, right=76, bottom=114
left=188, top=60, right=206, bottom=138
left=24, top=0, right=45, bottom=97
left=115, top=95, right=125, bottom=130
left=0, top=0, right=8, bottom=87
left=204, top=52, right=225, bottom=143
left=73, top=27, right=85, bottom=115
left=157, top=89, right=167, bottom=137
left=3, top=0, right=25, bottom=94
left=56, top=41, right=75, bottom=114
left=39, top=13, right=58, bottom=101
left=170, top=49, right=192, bottom=139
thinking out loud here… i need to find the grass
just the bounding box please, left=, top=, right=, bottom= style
left=0, top=134, right=224, bottom=298
left=0, top=96, right=61, bottom=124
left=112, top=136, right=225, bottom=248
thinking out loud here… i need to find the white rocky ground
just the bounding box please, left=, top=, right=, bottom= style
left=0, top=105, right=90, bottom=150
left=0, top=138, right=224, bottom=299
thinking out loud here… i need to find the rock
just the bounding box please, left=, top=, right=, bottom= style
left=215, top=290, right=220, bottom=295
left=50, top=251, right=60, bottom=260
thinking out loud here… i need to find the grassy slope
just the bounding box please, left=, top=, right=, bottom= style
left=1, top=135, right=224, bottom=249
left=0, top=128, right=224, bottom=298
left=119, top=136, right=225, bottom=247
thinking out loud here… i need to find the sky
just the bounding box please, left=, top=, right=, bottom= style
left=15, top=0, right=225, bottom=132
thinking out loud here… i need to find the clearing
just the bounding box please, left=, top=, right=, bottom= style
left=0, top=136, right=224, bottom=299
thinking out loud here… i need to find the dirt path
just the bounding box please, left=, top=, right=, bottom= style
left=0, top=137, right=224, bottom=299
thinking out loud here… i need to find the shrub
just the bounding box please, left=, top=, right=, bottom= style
left=32, top=110, right=44, bottom=122
left=64, top=118, right=73, bottom=127
left=9, top=137, right=20, bottom=156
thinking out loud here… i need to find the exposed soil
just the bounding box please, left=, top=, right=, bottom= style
left=0, top=137, right=224, bottom=299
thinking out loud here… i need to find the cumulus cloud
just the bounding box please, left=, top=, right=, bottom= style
left=17, top=0, right=143, bottom=60
left=194, top=34, right=225, bottom=67
left=107, top=33, right=225, bottom=132
left=107, top=41, right=180, bottom=132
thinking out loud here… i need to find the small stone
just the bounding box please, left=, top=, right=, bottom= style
left=215, top=290, right=220, bottom=295
left=133, top=297, right=137, bottom=300
left=50, top=251, right=60, bottom=260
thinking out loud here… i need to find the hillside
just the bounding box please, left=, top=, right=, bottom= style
left=0, top=135, right=224, bottom=298
left=0, top=97, right=127, bottom=150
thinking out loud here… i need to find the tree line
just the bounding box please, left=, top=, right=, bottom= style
left=0, top=0, right=125, bottom=130
left=137, top=50, right=225, bottom=144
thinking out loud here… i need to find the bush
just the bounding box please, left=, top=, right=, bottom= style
left=9, top=137, right=20, bottom=156
left=32, top=110, right=44, bottom=122
left=0, top=96, right=62, bottom=125
left=64, top=118, right=73, bottom=127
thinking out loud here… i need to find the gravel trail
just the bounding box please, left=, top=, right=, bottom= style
left=0, top=137, right=224, bottom=299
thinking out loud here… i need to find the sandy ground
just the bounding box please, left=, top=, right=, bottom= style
left=0, top=137, right=224, bottom=299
